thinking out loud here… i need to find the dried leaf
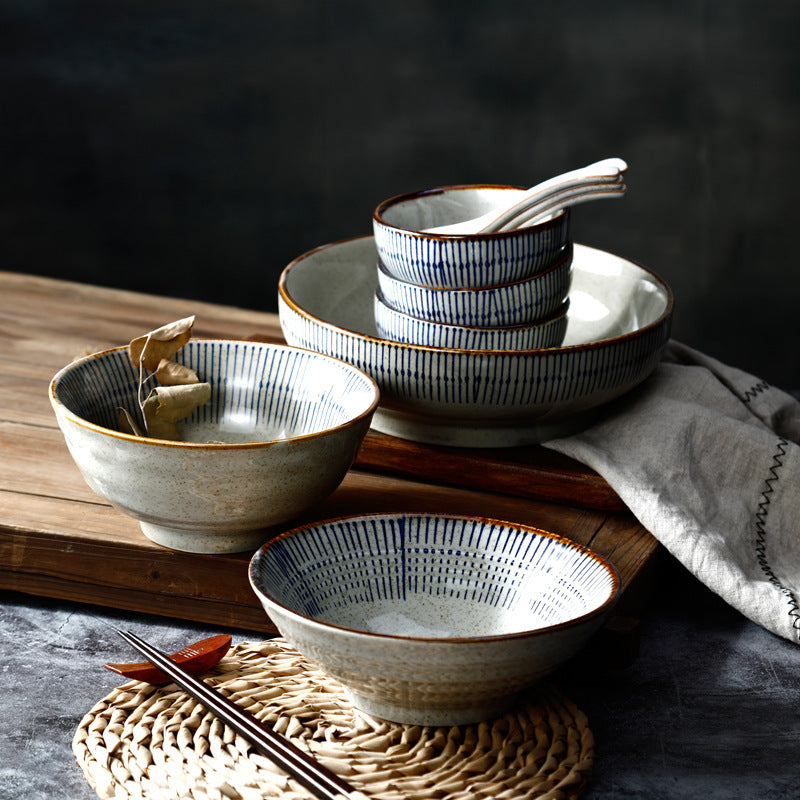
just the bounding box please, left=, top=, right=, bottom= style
left=141, top=394, right=179, bottom=440
left=145, top=382, right=212, bottom=425
left=117, top=408, right=144, bottom=437
left=128, top=316, right=195, bottom=371
left=155, top=358, right=199, bottom=386
left=144, top=417, right=180, bottom=440
left=119, top=316, right=210, bottom=439
left=142, top=419, right=179, bottom=441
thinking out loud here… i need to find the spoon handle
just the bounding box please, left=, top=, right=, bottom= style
left=481, top=159, right=627, bottom=233
left=495, top=182, right=627, bottom=232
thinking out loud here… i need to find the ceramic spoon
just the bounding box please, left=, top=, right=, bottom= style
left=505, top=180, right=627, bottom=231
left=425, top=157, right=627, bottom=235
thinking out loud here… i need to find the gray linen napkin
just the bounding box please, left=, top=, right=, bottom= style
left=543, top=339, right=800, bottom=643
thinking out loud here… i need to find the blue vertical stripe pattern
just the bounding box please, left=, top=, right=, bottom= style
left=376, top=246, right=573, bottom=327
left=373, top=292, right=568, bottom=351
left=251, top=514, right=618, bottom=634
left=279, top=294, right=670, bottom=415
left=374, top=207, right=571, bottom=288
left=277, top=237, right=674, bottom=433
left=52, top=340, right=378, bottom=439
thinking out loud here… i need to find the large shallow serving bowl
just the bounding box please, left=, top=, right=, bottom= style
left=376, top=244, right=573, bottom=327
left=373, top=185, right=570, bottom=288
left=50, top=340, right=379, bottom=554
left=249, top=512, right=619, bottom=726
left=278, top=236, right=674, bottom=447
left=374, top=289, right=569, bottom=350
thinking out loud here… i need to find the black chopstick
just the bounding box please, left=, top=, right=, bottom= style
left=116, top=630, right=363, bottom=800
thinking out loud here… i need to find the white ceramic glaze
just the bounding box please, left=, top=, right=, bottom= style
left=376, top=244, right=573, bottom=327
left=374, top=289, right=568, bottom=350
left=426, top=158, right=627, bottom=235
left=502, top=182, right=626, bottom=232
left=249, top=512, right=619, bottom=725
left=50, top=340, right=379, bottom=553
left=278, top=236, right=674, bottom=447
left=373, top=186, right=570, bottom=288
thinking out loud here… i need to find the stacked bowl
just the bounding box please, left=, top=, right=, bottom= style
left=372, top=185, right=573, bottom=350
left=279, top=185, right=673, bottom=447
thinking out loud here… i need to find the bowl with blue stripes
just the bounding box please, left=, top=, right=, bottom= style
left=249, top=511, right=619, bottom=725
left=377, top=244, right=573, bottom=327
left=278, top=236, right=674, bottom=447
left=49, top=340, right=379, bottom=553
left=373, top=185, right=571, bottom=288
left=374, top=288, right=569, bottom=350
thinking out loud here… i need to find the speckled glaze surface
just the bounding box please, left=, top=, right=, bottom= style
left=278, top=236, right=674, bottom=447
left=374, top=290, right=569, bottom=350
left=249, top=512, right=619, bottom=725
left=376, top=244, right=573, bottom=327
left=373, top=185, right=570, bottom=288
left=50, top=340, right=379, bottom=554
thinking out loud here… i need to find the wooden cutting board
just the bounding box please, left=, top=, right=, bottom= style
left=0, top=271, right=654, bottom=656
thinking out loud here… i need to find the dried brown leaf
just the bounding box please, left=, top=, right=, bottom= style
left=145, top=382, right=212, bottom=425
left=155, top=359, right=199, bottom=386
left=122, top=316, right=211, bottom=439
left=128, top=316, right=195, bottom=371
left=141, top=404, right=180, bottom=440
left=117, top=408, right=144, bottom=437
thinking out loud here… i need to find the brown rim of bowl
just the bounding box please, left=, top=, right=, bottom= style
left=278, top=236, right=675, bottom=358
left=49, top=339, right=381, bottom=450
left=372, top=184, right=570, bottom=239
left=248, top=511, right=621, bottom=644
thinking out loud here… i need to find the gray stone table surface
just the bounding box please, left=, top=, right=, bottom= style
left=1, top=553, right=799, bottom=799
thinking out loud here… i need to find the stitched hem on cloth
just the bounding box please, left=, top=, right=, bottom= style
left=753, top=436, right=800, bottom=642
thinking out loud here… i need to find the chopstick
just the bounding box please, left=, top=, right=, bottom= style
left=116, top=630, right=365, bottom=800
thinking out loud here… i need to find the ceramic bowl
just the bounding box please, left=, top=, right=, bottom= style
left=374, top=289, right=569, bottom=350
left=249, top=512, right=619, bottom=725
left=376, top=244, right=573, bottom=327
left=278, top=236, right=674, bottom=447
left=373, top=185, right=571, bottom=288
left=50, top=340, right=379, bottom=554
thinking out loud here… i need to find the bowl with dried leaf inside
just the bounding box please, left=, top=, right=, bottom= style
left=49, top=317, right=380, bottom=553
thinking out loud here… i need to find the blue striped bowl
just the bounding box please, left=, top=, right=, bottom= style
left=249, top=512, right=619, bottom=725
left=373, top=185, right=570, bottom=288
left=374, top=289, right=569, bottom=350
left=50, top=340, right=379, bottom=553
left=377, top=244, right=573, bottom=327
left=278, top=236, right=674, bottom=447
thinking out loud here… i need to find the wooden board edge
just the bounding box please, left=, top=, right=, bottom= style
left=2, top=571, right=276, bottom=634
left=353, top=433, right=626, bottom=513
left=0, top=524, right=274, bottom=633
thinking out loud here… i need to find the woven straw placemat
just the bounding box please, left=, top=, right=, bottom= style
left=73, top=638, right=593, bottom=800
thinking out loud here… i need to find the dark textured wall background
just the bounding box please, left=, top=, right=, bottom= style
left=3, top=1, right=798, bottom=385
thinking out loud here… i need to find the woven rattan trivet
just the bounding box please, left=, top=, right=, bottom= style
left=74, top=638, right=593, bottom=800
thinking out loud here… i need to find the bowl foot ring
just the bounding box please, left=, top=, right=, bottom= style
left=74, top=637, right=594, bottom=799
left=139, top=521, right=272, bottom=554
left=371, top=405, right=601, bottom=448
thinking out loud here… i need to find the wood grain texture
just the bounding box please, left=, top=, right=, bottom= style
left=355, top=430, right=625, bottom=511
left=0, top=270, right=658, bottom=638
